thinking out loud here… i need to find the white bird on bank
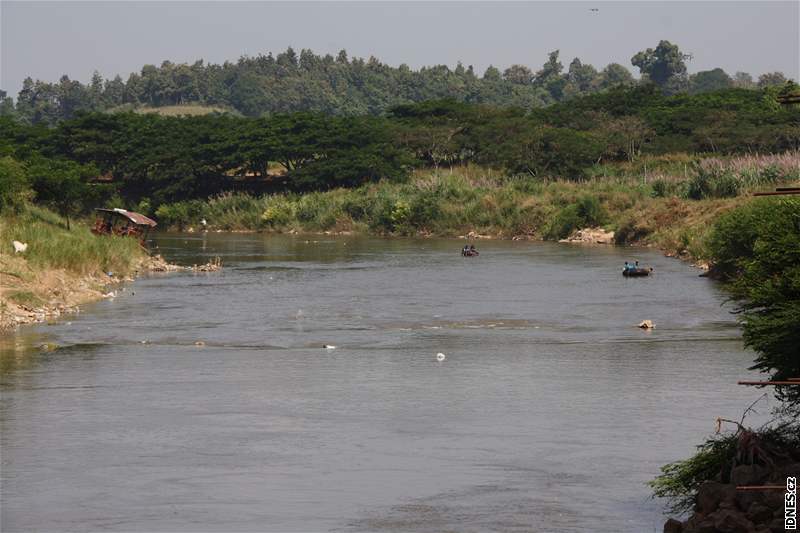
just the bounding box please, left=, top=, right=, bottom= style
left=436, top=352, right=446, bottom=362
left=12, top=241, right=28, bottom=253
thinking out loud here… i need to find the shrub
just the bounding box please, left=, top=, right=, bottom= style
left=261, top=196, right=295, bottom=227
left=545, top=204, right=583, bottom=240
left=706, top=197, right=800, bottom=406
left=575, top=195, right=607, bottom=226
left=650, top=433, right=738, bottom=514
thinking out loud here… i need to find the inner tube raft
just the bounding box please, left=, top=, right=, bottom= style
left=623, top=267, right=653, bottom=277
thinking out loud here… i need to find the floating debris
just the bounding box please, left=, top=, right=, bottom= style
left=436, top=352, right=446, bottom=362
left=637, top=320, right=655, bottom=329
left=323, top=344, right=336, bottom=350
left=191, top=256, right=222, bottom=272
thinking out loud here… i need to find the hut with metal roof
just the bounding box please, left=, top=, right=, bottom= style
left=92, top=208, right=157, bottom=245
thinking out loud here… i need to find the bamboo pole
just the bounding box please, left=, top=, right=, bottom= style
left=736, top=485, right=787, bottom=491
left=737, top=380, right=800, bottom=386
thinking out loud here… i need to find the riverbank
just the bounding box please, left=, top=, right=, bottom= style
left=0, top=206, right=221, bottom=332
left=151, top=154, right=800, bottom=265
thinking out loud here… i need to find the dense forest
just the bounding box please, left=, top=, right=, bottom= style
left=2, top=81, right=799, bottom=222
left=0, top=40, right=793, bottom=125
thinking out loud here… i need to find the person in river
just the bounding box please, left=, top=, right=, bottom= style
left=624, top=261, right=631, bottom=271
left=469, top=244, right=479, bottom=256
left=462, top=244, right=470, bottom=256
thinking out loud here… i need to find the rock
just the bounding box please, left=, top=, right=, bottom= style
left=697, top=482, right=737, bottom=515
left=731, top=464, right=769, bottom=486
left=746, top=503, right=773, bottom=524
left=560, top=227, right=615, bottom=245
left=776, top=462, right=800, bottom=481
left=711, top=508, right=755, bottom=532
left=768, top=517, right=788, bottom=532
left=664, top=517, right=684, bottom=533
left=736, top=490, right=763, bottom=514
left=684, top=513, right=717, bottom=533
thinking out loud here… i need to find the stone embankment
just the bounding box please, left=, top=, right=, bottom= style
left=664, top=457, right=798, bottom=533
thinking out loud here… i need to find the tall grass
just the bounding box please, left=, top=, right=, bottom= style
left=149, top=154, right=800, bottom=261
left=0, top=205, right=145, bottom=276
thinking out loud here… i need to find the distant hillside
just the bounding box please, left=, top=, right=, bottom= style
left=0, top=41, right=792, bottom=125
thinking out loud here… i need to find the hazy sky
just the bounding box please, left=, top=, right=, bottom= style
left=1, top=1, right=798, bottom=96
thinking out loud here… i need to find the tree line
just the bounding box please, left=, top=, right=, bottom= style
left=2, top=82, right=798, bottom=222
left=0, top=41, right=793, bottom=125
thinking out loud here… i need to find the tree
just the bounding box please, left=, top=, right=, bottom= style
left=482, top=65, right=502, bottom=82
left=534, top=51, right=567, bottom=100
left=757, top=72, right=788, bottom=88
left=0, top=156, right=30, bottom=213
left=27, top=158, right=99, bottom=229
left=689, top=68, right=732, bottom=94
left=707, top=198, right=800, bottom=409
left=599, top=115, right=654, bottom=161
left=89, top=71, right=105, bottom=109
left=631, top=40, right=691, bottom=91
left=0, top=89, right=16, bottom=118
left=732, top=72, right=755, bottom=89
left=503, top=64, right=533, bottom=85
left=597, top=63, right=635, bottom=89
left=104, top=75, right=126, bottom=107
left=565, top=58, right=599, bottom=96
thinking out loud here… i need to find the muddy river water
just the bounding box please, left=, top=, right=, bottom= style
left=1, top=234, right=766, bottom=532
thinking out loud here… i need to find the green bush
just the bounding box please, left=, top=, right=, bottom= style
left=706, top=197, right=800, bottom=406
left=650, top=178, right=685, bottom=198
left=545, top=204, right=584, bottom=240
left=261, top=196, right=295, bottom=227
left=650, top=434, right=738, bottom=514
left=575, top=195, right=607, bottom=226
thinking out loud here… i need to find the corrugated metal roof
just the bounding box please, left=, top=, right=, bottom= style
left=95, top=208, right=158, bottom=227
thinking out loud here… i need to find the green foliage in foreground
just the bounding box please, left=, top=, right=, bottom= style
left=650, top=422, right=800, bottom=514
left=650, top=433, right=739, bottom=514
left=652, top=199, right=800, bottom=515
left=706, top=198, right=800, bottom=406
left=0, top=205, right=145, bottom=276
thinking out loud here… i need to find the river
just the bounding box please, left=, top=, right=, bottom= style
left=0, top=234, right=765, bottom=532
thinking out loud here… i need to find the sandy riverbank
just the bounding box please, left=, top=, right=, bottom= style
left=0, top=253, right=221, bottom=332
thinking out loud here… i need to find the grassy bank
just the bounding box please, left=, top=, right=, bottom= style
left=0, top=206, right=147, bottom=330
left=153, top=152, right=800, bottom=262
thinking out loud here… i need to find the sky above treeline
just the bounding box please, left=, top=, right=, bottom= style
left=1, top=1, right=798, bottom=95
